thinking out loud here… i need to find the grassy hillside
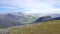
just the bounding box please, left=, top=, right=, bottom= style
left=0, top=20, right=60, bottom=34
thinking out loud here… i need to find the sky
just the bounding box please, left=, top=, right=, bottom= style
left=0, top=0, right=60, bottom=14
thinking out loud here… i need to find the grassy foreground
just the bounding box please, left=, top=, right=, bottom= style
left=1, top=20, right=60, bottom=34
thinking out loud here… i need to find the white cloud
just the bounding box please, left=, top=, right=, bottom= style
left=0, top=0, right=60, bottom=14
left=26, top=8, right=60, bottom=14
left=0, top=6, right=17, bottom=9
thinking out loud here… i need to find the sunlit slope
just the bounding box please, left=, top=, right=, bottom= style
left=8, top=20, right=60, bottom=34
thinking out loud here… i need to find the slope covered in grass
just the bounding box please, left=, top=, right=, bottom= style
left=0, top=20, right=60, bottom=34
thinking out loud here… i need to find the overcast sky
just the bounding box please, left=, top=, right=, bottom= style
left=0, top=0, right=60, bottom=14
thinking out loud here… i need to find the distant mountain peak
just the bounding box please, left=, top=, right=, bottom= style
left=34, top=14, right=60, bottom=23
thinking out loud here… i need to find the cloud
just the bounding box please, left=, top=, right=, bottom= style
left=26, top=8, right=60, bottom=14
left=0, top=6, right=17, bottom=9
left=0, top=4, right=22, bottom=12
left=0, top=0, right=60, bottom=14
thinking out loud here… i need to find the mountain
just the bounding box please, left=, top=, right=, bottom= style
left=0, top=12, right=37, bottom=28
left=0, top=12, right=60, bottom=28
left=34, top=14, right=60, bottom=23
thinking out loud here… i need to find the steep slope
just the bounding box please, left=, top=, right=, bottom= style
left=0, top=20, right=60, bottom=34
left=0, top=12, right=37, bottom=28
left=0, top=13, right=22, bottom=28
left=34, top=16, right=52, bottom=23
left=34, top=14, right=60, bottom=23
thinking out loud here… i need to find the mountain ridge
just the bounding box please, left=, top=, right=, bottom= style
left=34, top=14, right=60, bottom=23
left=0, top=12, right=37, bottom=28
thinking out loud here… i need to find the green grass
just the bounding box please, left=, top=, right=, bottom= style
left=5, top=20, right=60, bottom=34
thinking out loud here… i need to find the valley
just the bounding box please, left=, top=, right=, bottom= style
left=0, top=12, right=60, bottom=34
